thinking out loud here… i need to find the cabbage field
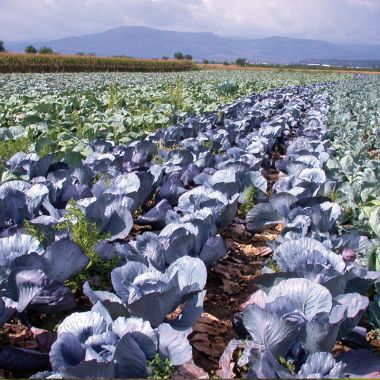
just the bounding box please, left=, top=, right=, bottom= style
left=0, top=70, right=379, bottom=379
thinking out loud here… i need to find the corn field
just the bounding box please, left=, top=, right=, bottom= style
left=0, top=53, right=196, bottom=73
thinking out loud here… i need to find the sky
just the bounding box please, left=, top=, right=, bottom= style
left=1, top=0, right=380, bottom=44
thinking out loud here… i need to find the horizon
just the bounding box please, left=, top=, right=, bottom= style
left=4, top=24, right=380, bottom=48
left=1, top=0, right=380, bottom=45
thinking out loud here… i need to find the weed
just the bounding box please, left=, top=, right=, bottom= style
left=235, top=348, right=250, bottom=377
left=153, top=154, right=165, bottom=165
left=168, top=76, right=184, bottom=121
left=202, top=140, right=214, bottom=149
left=37, top=141, right=57, bottom=157
left=279, top=357, right=296, bottom=375
left=106, top=84, right=121, bottom=110
left=148, top=353, right=176, bottom=380
left=326, top=189, right=338, bottom=202
left=0, top=136, right=31, bottom=160
left=23, top=220, right=48, bottom=246
left=65, top=255, right=119, bottom=292
left=266, top=258, right=281, bottom=273
left=70, top=110, right=86, bottom=138
left=55, top=199, right=115, bottom=291
left=237, top=186, right=257, bottom=218
left=92, top=172, right=112, bottom=188
left=55, top=199, right=107, bottom=263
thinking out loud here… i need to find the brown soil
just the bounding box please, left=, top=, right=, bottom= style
left=368, top=149, right=379, bottom=159
left=266, top=168, right=281, bottom=191
left=0, top=293, right=92, bottom=379
left=189, top=220, right=281, bottom=375
left=0, top=320, right=56, bottom=379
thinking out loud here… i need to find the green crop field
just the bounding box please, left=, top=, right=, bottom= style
left=1, top=69, right=380, bottom=379
left=0, top=53, right=196, bottom=73
left=0, top=70, right=352, bottom=166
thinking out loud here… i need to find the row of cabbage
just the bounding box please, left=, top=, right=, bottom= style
left=0, top=70, right=352, bottom=172
left=326, top=77, right=380, bottom=348
left=327, top=77, right=380, bottom=267
left=0, top=79, right=348, bottom=377
left=218, top=83, right=380, bottom=378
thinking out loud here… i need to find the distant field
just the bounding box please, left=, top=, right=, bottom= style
left=0, top=69, right=353, bottom=134
left=2, top=53, right=378, bottom=74
left=0, top=69, right=353, bottom=162
left=0, top=53, right=196, bottom=73
left=201, top=63, right=380, bottom=75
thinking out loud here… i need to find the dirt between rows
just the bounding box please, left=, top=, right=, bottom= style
left=189, top=218, right=281, bottom=375
left=198, top=63, right=380, bottom=76
left=179, top=156, right=284, bottom=376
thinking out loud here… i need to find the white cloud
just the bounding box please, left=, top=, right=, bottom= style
left=1, top=0, right=379, bottom=44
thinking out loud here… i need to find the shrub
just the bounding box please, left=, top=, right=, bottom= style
left=236, top=57, right=247, bottom=66
left=174, top=52, right=184, bottom=60
left=25, top=45, right=37, bottom=54
left=39, top=47, right=54, bottom=54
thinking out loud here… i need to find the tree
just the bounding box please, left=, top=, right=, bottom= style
left=39, top=46, right=54, bottom=54
left=25, top=45, right=37, bottom=54
left=236, top=57, right=247, bottom=67
left=162, top=56, right=169, bottom=60
left=184, top=54, right=192, bottom=60
left=174, top=52, right=184, bottom=60
left=0, top=40, right=5, bottom=53
left=223, top=61, right=230, bottom=66
left=203, top=59, right=209, bottom=65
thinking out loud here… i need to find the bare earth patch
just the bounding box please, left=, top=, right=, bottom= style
left=190, top=220, right=281, bottom=375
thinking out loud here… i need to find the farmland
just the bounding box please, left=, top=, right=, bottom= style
left=0, top=70, right=379, bottom=379
left=0, top=53, right=196, bottom=73
left=0, top=70, right=352, bottom=164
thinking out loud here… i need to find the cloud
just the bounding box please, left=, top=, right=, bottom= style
left=1, top=0, right=379, bottom=44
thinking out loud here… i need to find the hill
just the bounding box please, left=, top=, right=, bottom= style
left=6, top=26, right=380, bottom=64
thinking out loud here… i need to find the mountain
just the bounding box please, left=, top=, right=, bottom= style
left=5, top=26, right=380, bottom=64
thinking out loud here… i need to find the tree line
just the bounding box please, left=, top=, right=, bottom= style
left=0, top=42, right=194, bottom=59
left=0, top=41, right=55, bottom=55
left=24, top=45, right=54, bottom=54
left=0, top=41, right=248, bottom=66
